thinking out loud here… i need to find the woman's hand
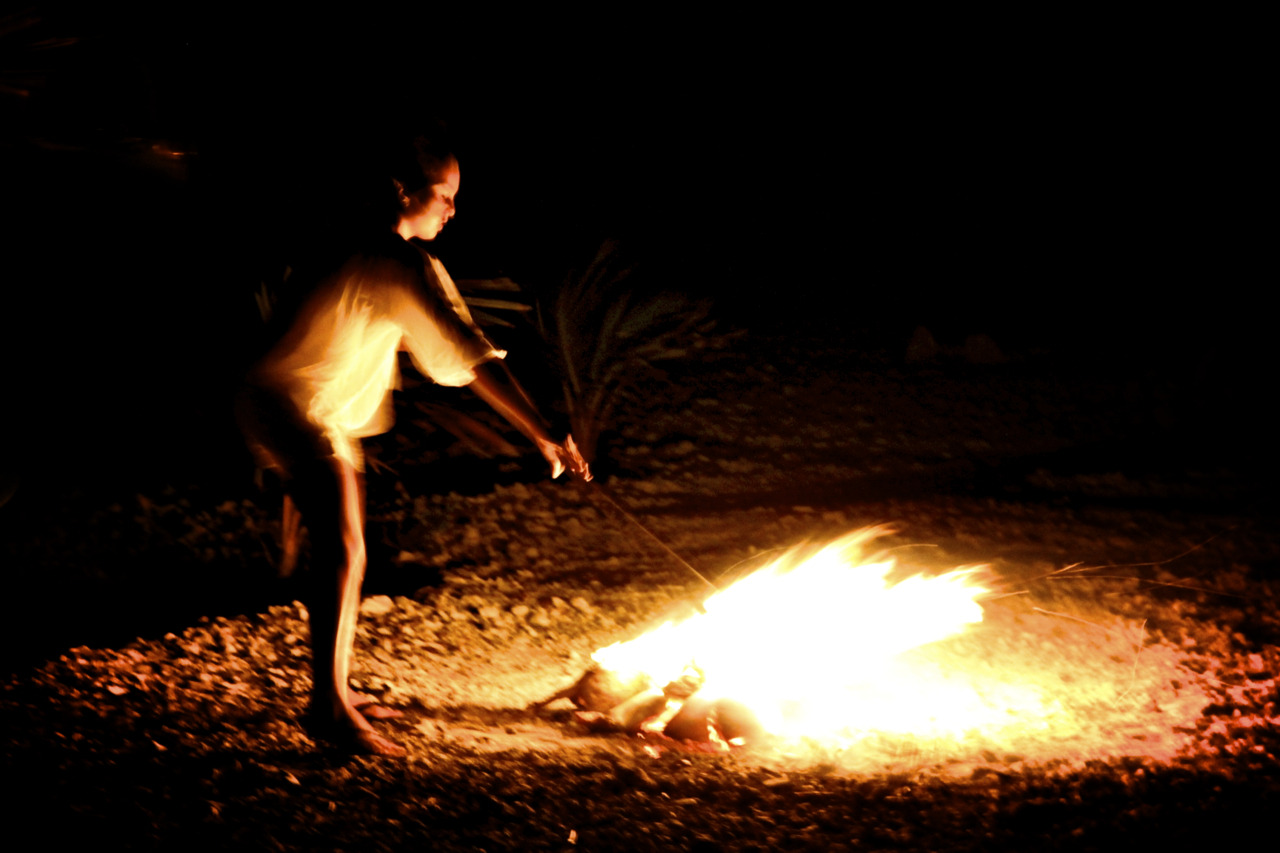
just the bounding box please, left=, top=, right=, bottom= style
left=537, top=434, right=592, bottom=481
left=469, top=364, right=591, bottom=481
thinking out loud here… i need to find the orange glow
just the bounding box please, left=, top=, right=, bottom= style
left=591, top=527, right=1050, bottom=745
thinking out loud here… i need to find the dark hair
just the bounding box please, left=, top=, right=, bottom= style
left=389, top=132, right=457, bottom=196
left=375, top=128, right=456, bottom=228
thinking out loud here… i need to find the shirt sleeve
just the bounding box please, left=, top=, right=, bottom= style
left=391, top=251, right=505, bottom=387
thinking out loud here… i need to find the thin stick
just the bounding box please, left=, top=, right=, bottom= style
left=1031, top=607, right=1111, bottom=631
left=1026, top=528, right=1238, bottom=585
left=1046, top=575, right=1247, bottom=599
left=983, top=590, right=1031, bottom=601
left=713, top=547, right=786, bottom=585
left=1018, top=528, right=1246, bottom=601
left=1116, top=619, right=1147, bottom=703
left=580, top=480, right=719, bottom=596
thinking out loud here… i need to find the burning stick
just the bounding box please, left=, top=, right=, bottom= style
left=535, top=662, right=761, bottom=747
left=530, top=665, right=652, bottom=714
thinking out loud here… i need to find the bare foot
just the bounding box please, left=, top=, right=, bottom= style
left=350, top=691, right=403, bottom=720
left=302, top=704, right=407, bottom=757
left=339, top=727, right=407, bottom=758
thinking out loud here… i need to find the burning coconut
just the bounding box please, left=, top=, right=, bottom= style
left=536, top=526, right=1048, bottom=750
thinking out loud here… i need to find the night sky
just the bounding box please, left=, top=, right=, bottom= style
left=1, top=9, right=1264, bottom=489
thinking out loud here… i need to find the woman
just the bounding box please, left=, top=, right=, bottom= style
left=239, top=137, right=588, bottom=756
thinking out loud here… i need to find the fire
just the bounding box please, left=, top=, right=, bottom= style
left=589, top=527, right=1051, bottom=746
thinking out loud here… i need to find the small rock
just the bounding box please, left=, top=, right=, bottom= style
left=360, top=595, right=396, bottom=616
left=962, top=333, right=1007, bottom=364
left=905, top=326, right=939, bottom=363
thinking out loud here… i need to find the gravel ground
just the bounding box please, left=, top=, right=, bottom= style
left=3, top=330, right=1278, bottom=851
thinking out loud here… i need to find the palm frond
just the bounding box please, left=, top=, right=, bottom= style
left=455, top=278, right=534, bottom=330
left=537, top=240, right=735, bottom=463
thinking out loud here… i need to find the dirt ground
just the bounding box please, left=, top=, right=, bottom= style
left=3, top=328, right=1278, bottom=851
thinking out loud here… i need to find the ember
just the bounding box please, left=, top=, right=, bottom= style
left=566, top=527, right=1051, bottom=748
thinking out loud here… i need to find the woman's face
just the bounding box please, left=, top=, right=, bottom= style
left=396, top=162, right=460, bottom=241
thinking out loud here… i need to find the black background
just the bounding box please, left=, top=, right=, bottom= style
left=1, top=7, right=1264, bottom=487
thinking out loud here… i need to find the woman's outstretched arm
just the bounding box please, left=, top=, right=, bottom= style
left=468, top=361, right=591, bottom=481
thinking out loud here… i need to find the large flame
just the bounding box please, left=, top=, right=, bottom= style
left=592, top=527, right=1049, bottom=744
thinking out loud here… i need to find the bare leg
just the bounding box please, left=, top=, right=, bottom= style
left=294, top=457, right=404, bottom=757
left=342, top=472, right=400, bottom=721
left=279, top=494, right=301, bottom=578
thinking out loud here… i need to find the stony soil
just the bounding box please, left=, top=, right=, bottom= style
left=3, top=330, right=1278, bottom=851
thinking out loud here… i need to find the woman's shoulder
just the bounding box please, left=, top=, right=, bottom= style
left=385, top=241, right=456, bottom=296
left=336, top=232, right=429, bottom=283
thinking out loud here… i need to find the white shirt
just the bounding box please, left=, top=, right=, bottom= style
left=248, top=243, right=503, bottom=468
